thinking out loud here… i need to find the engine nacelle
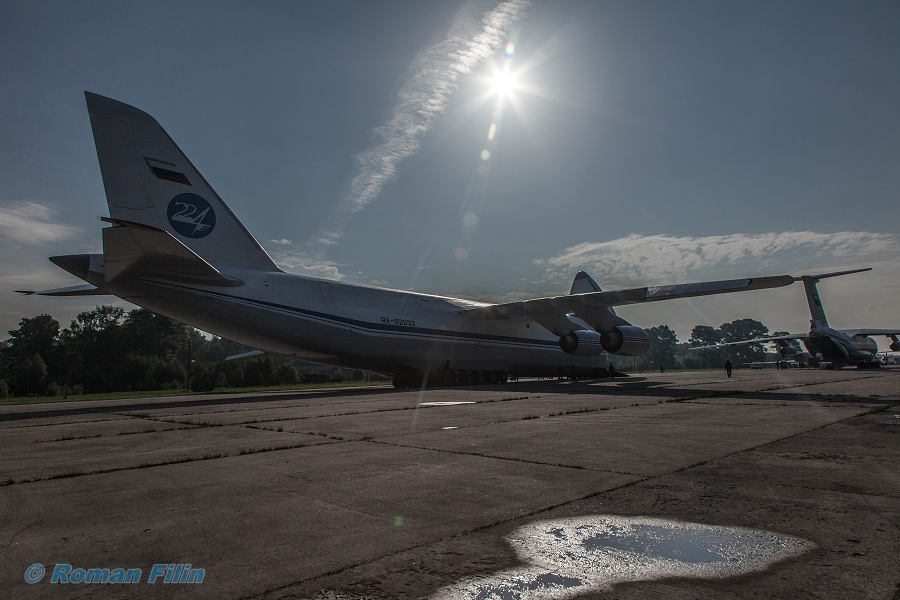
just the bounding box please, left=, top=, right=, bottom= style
left=559, top=329, right=605, bottom=357
left=779, top=345, right=798, bottom=357
left=891, top=343, right=900, bottom=352
left=600, top=325, right=650, bottom=356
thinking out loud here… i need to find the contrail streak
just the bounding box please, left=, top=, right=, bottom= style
left=310, top=0, right=528, bottom=255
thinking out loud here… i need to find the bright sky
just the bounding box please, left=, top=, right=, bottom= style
left=2, top=0, right=899, bottom=344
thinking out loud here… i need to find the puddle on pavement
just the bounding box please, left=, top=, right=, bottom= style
left=431, top=515, right=813, bottom=600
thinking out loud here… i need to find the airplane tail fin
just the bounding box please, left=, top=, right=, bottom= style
left=797, top=268, right=871, bottom=328
left=569, top=271, right=602, bottom=294
left=84, top=92, right=280, bottom=273
left=570, top=270, right=618, bottom=317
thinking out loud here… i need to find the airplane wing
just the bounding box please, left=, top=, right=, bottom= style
left=15, top=284, right=110, bottom=296
left=464, top=275, right=794, bottom=334
left=690, top=333, right=809, bottom=351
left=839, top=328, right=900, bottom=337
left=224, top=350, right=266, bottom=361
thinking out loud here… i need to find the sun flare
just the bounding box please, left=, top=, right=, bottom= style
left=491, top=69, right=517, bottom=97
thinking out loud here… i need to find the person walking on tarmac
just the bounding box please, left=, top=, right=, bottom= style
left=724, top=359, right=733, bottom=378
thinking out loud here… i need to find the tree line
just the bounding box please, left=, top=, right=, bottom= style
left=0, top=306, right=339, bottom=398
left=612, top=318, right=778, bottom=371
left=1, top=305, right=781, bottom=398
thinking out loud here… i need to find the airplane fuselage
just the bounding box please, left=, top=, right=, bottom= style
left=82, top=258, right=605, bottom=379
left=803, top=325, right=878, bottom=367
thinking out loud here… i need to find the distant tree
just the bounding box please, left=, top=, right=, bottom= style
left=122, top=308, right=190, bottom=360
left=689, top=325, right=724, bottom=368
left=275, top=364, right=300, bottom=385
left=720, top=319, right=769, bottom=365
left=12, top=354, right=48, bottom=396
left=645, top=325, right=678, bottom=369
left=243, top=357, right=276, bottom=387
left=228, top=367, right=244, bottom=387
left=2, top=314, right=63, bottom=391
left=259, top=357, right=276, bottom=386
left=351, top=369, right=365, bottom=382
left=58, top=306, right=126, bottom=392
left=4, top=314, right=59, bottom=368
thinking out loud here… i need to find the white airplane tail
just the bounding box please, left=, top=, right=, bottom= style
left=569, top=271, right=602, bottom=294
left=85, top=92, right=279, bottom=272
left=798, top=268, right=871, bottom=328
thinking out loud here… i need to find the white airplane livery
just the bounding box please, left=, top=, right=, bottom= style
left=25, top=92, right=797, bottom=387
left=692, top=268, right=900, bottom=369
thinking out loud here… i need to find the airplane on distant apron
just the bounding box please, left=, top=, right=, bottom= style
left=690, top=269, right=900, bottom=369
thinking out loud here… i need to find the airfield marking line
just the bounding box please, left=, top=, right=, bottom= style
left=237, top=400, right=897, bottom=599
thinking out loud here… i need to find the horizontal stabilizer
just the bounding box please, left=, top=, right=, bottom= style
left=102, top=219, right=243, bottom=287
left=16, top=284, right=110, bottom=297
left=799, top=267, right=871, bottom=281
left=224, top=350, right=266, bottom=361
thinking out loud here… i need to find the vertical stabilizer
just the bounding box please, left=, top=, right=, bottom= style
left=570, top=271, right=602, bottom=294
left=798, top=268, right=871, bottom=328
left=800, top=278, right=829, bottom=327
left=85, top=92, right=280, bottom=272
left=570, top=270, right=618, bottom=317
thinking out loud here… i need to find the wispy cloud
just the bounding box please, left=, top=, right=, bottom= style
left=269, top=238, right=292, bottom=245
left=0, top=202, right=77, bottom=245
left=266, top=245, right=346, bottom=281
left=311, top=0, right=528, bottom=252
left=538, top=231, right=899, bottom=287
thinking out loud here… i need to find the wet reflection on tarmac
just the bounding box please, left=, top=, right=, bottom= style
left=431, top=515, right=813, bottom=600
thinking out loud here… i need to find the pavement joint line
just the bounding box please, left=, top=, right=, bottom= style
left=119, top=396, right=586, bottom=431
left=363, top=438, right=637, bottom=475
left=659, top=372, right=883, bottom=392
left=769, top=483, right=900, bottom=502
left=1, top=438, right=343, bottom=486
left=236, top=398, right=900, bottom=598
left=1, top=416, right=135, bottom=429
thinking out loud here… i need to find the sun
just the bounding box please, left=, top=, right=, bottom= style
left=491, top=69, right=517, bottom=97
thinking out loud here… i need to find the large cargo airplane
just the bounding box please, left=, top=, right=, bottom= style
left=691, top=268, right=900, bottom=369
left=22, top=92, right=796, bottom=387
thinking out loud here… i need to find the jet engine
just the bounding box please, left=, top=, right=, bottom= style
left=779, top=345, right=798, bottom=357
left=891, top=343, right=900, bottom=352
left=559, top=329, right=605, bottom=357
left=600, top=325, right=650, bottom=356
